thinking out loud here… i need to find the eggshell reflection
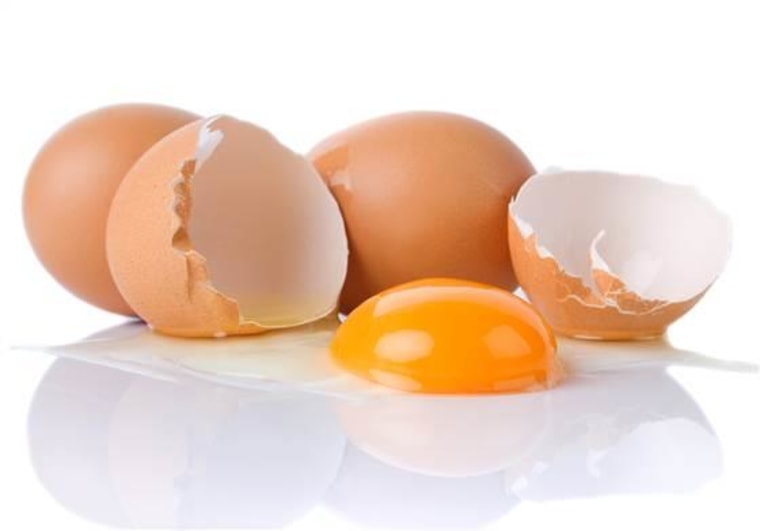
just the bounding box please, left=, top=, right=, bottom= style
left=27, top=358, right=346, bottom=528
left=504, top=370, right=722, bottom=499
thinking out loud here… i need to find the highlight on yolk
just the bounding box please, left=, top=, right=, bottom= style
left=330, top=278, right=563, bottom=394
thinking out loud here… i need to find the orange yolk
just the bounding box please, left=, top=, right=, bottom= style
left=331, top=278, right=563, bottom=394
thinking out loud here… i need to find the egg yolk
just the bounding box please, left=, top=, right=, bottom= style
left=331, top=278, right=562, bottom=394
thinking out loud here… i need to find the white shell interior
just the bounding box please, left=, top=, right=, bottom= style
left=510, top=170, right=731, bottom=302
left=187, top=116, right=348, bottom=327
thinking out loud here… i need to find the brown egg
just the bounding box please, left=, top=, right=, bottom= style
left=309, top=112, right=535, bottom=313
left=23, top=104, right=200, bottom=315
left=107, top=116, right=348, bottom=338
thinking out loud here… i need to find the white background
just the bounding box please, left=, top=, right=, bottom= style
left=1, top=1, right=758, bottom=530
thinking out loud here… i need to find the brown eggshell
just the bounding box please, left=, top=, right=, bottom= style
left=23, top=104, right=200, bottom=315
left=107, top=118, right=238, bottom=336
left=107, top=116, right=348, bottom=338
left=508, top=220, right=704, bottom=339
left=309, top=112, right=534, bottom=313
left=508, top=170, right=731, bottom=340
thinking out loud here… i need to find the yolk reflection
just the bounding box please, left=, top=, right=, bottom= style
left=331, top=278, right=563, bottom=394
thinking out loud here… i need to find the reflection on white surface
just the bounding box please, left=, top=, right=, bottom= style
left=326, top=445, right=518, bottom=528
left=28, top=359, right=346, bottom=528
left=337, top=392, right=550, bottom=478
left=26, top=330, right=726, bottom=529
left=503, top=370, right=722, bottom=499
left=329, top=369, right=721, bottom=522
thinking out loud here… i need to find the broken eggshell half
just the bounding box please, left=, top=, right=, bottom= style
left=107, top=116, right=348, bottom=338
left=508, top=170, right=731, bottom=340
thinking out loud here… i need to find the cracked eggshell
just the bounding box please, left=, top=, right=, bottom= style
left=309, top=112, right=535, bottom=313
left=107, top=116, right=348, bottom=338
left=508, top=170, right=731, bottom=340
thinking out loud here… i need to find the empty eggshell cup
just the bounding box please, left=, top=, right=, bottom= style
left=107, top=115, right=348, bottom=338
left=508, top=170, right=731, bottom=340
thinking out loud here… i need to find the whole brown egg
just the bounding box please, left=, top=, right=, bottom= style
left=23, top=104, right=199, bottom=315
left=308, top=112, right=535, bottom=313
